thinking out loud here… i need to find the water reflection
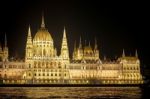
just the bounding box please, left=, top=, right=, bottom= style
left=0, top=87, right=142, bottom=98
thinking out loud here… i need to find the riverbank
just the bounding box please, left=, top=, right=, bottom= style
left=0, top=84, right=144, bottom=87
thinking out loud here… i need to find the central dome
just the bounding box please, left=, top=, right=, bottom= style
left=34, top=28, right=53, bottom=41
left=33, top=14, right=53, bottom=41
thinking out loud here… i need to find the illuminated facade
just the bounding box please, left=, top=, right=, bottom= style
left=0, top=15, right=143, bottom=84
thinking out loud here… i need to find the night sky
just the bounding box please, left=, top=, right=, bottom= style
left=0, top=1, right=149, bottom=67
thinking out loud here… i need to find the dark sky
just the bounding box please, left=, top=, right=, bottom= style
left=0, top=1, right=149, bottom=66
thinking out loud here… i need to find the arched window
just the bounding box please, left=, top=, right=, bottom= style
left=64, top=64, right=66, bottom=69
left=46, top=62, right=48, bottom=68
left=42, top=62, right=45, bottom=67
left=90, top=52, right=92, bottom=56
left=43, top=49, right=46, bottom=56
left=64, top=73, right=67, bottom=77
left=55, top=74, right=57, bottom=76
left=59, top=74, right=61, bottom=76
left=29, top=73, right=31, bottom=76
left=29, top=64, right=31, bottom=68
left=38, top=62, right=41, bottom=68
left=39, top=49, right=42, bottom=56
left=34, top=61, right=37, bottom=66
left=130, top=74, right=132, bottom=78
left=50, top=62, right=52, bottom=66
left=4, top=74, right=7, bottom=78
left=58, top=62, right=61, bottom=68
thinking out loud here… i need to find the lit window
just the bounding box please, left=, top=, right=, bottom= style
left=29, top=64, right=31, bottom=68
left=64, top=65, right=66, bottom=69
left=4, top=74, right=7, bottom=78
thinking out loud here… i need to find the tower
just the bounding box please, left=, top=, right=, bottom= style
left=94, top=38, right=99, bottom=60
left=135, top=49, right=138, bottom=58
left=73, top=41, right=77, bottom=59
left=33, top=13, right=54, bottom=58
left=41, top=12, right=45, bottom=28
left=3, top=33, right=9, bottom=61
left=79, top=36, right=82, bottom=49
left=122, top=49, right=125, bottom=57
left=25, top=25, right=33, bottom=62
left=60, top=27, right=69, bottom=60
left=77, top=37, right=84, bottom=60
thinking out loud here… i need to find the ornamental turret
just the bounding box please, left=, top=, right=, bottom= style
left=25, top=25, right=33, bottom=62
left=60, top=27, right=69, bottom=60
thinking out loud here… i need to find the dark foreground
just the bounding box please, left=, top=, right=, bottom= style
left=0, top=87, right=145, bottom=99
left=0, top=84, right=149, bottom=99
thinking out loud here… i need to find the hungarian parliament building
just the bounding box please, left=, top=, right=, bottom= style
left=0, top=15, right=143, bottom=84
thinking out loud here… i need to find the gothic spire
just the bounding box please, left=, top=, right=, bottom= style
left=89, top=41, right=91, bottom=47
left=63, top=26, right=66, bottom=38
left=94, top=37, right=98, bottom=49
left=104, top=55, right=106, bottom=61
left=79, top=36, right=82, bottom=48
left=28, top=25, right=31, bottom=38
left=61, top=27, right=69, bottom=59
left=41, top=12, right=45, bottom=28
left=135, top=49, right=138, bottom=58
left=26, top=25, right=32, bottom=44
left=122, top=49, right=125, bottom=57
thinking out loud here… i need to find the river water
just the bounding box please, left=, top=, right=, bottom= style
left=0, top=87, right=147, bottom=99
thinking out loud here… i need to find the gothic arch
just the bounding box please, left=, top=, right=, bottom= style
left=43, top=49, right=46, bottom=56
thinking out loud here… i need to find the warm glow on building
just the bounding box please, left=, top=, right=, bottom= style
left=0, top=14, right=143, bottom=84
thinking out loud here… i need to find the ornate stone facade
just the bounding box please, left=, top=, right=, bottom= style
left=0, top=15, right=143, bottom=84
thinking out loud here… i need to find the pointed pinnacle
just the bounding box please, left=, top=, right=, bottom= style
left=41, top=12, right=45, bottom=28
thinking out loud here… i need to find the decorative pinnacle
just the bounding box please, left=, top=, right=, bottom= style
left=89, top=41, right=91, bottom=47
left=122, top=49, right=125, bottom=57
left=28, top=25, right=31, bottom=37
left=41, top=12, right=45, bottom=28
left=135, top=49, right=138, bottom=58
left=95, top=37, right=97, bottom=49
left=63, top=26, right=66, bottom=38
